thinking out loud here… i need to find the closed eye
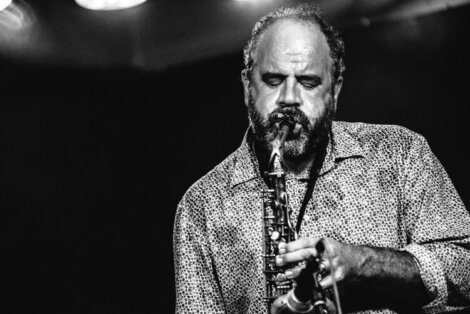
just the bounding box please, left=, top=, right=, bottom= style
left=297, top=75, right=322, bottom=89
left=262, top=73, right=286, bottom=87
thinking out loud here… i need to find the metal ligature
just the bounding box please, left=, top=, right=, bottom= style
left=262, top=113, right=333, bottom=314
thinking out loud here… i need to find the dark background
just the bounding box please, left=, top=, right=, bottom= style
left=1, top=2, right=469, bottom=313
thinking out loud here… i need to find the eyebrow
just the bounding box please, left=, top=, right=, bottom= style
left=261, top=72, right=286, bottom=80
left=296, top=75, right=322, bottom=84
left=261, top=72, right=322, bottom=83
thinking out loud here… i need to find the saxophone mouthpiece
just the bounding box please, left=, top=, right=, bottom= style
left=275, top=112, right=295, bottom=132
left=275, top=114, right=294, bottom=146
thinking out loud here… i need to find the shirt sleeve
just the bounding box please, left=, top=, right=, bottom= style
left=173, top=194, right=226, bottom=314
left=400, top=134, right=470, bottom=313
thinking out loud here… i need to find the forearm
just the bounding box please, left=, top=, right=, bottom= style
left=340, top=245, right=431, bottom=312
left=408, top=241, right=470, bottom=311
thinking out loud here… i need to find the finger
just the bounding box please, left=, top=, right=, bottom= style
left=271, top=264, right=305, bottom=281
left=276, top=248, right=317, bottom=266
left=281, top=237, right=323, bottom=253
left=319, top=274, right=333, bottom=289
left=319, top=268, right=344, bottom=289
left=318, top=258, right=330, bottom=274
left=284, top=265, right=303, bottom=279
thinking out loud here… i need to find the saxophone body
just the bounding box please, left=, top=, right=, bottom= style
left=261, top=114, right=331, bottom=314
left=262, top=117, right=297, bottom=312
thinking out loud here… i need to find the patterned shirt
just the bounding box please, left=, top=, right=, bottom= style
left=173, top=121, right=470, bottom=314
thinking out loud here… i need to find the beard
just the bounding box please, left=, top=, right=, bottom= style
left=248, top=96, right=335, bottom=165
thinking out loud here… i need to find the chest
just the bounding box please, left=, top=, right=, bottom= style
left=289, top=159, right=406, bottom=247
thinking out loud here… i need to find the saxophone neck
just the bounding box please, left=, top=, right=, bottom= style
left=269, top=118, right=293, bottom=172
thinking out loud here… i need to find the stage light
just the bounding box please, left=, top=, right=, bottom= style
left=235, top=0, right=271, bottom=2
left=75, top=0, right=146, bottom=11
left=0, top=0, right=12, bottom=11
left=0, top=0, right=37, bottom=60
left=0, top=0, right=34, bottom=32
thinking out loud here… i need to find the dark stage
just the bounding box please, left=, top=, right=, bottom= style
left=0, top=2, right=469, bottom=313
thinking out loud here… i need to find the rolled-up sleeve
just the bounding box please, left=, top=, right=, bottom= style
left=173, top=194, right=226, bottom=314
left=401, top=135, right=470, bottom=313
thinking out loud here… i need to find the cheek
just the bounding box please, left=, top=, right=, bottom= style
left=301, top=89, right=333, bottom=118
left=301, top=99, right=324, bottom=120
left=252, top=87, right=278, bottom=116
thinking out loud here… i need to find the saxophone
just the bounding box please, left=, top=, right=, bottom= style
left=262, top=113, right=330, bottom=314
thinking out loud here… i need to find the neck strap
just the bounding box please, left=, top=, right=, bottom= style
left=295, top=139, right=329, bottom=234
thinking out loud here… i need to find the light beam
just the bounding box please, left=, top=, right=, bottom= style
left=0, top=0, right=12, bottom=12
left=75, top=0, right=147, bottom=11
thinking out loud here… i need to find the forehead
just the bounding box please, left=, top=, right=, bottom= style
left=255, top=18, right=331, bottom=73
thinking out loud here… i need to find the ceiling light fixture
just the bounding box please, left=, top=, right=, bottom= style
left=235, top=0, right=272, bottom=2
left=75, top=0, right=146, bottom=11
left=0, top=0, right=12, bottom=11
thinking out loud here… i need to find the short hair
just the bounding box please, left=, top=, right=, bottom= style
left=242, top=4, right=345, bottom=85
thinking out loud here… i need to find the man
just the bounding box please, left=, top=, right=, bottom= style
left=173, top=4, right=470, bottom=314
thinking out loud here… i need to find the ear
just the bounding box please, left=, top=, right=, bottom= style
left=332, top=76, right=343, bottom=111
left=241, top=69, right=250, bottom=107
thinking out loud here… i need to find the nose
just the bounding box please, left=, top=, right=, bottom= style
left=278, top=77, right=301, bottom=107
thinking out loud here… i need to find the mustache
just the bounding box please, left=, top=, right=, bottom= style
left=267, top=107, right=310, bottom=128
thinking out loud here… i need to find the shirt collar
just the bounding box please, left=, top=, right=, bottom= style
left=230, top=121, right=365, bottom=187
left=229, top=129, right=262, bottom=188
left=320, top=121, right=364, bottom=177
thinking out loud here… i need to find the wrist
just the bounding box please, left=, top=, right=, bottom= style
left=338, top=245, right=430, bottom=311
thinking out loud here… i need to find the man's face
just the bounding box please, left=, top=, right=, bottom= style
left=245, top=18, right=342, bottom=162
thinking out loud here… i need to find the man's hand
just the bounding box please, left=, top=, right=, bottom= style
left=275, top=237, right=431, bottom=311
left=276, top=237, right=362, bottom=288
